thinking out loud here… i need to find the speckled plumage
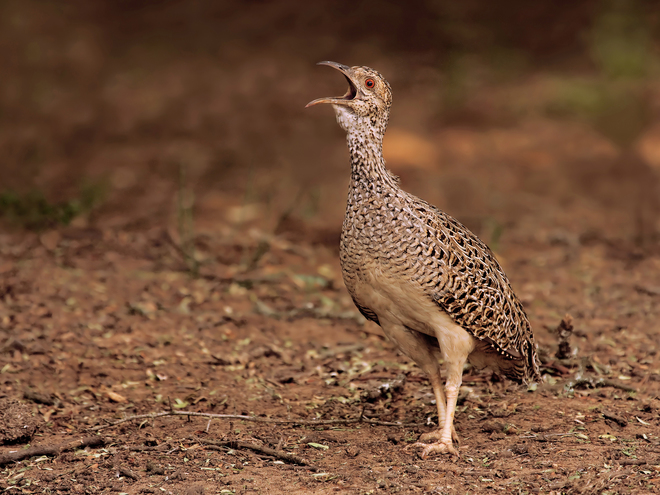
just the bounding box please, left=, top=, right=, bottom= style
left=308, top=62, right=540, bottom=457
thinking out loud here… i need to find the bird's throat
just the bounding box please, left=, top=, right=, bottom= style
left=346, top=130, right=399, bottom=194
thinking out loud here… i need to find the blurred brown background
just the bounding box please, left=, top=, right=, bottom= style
left=1, top=0, right=659, bottom=250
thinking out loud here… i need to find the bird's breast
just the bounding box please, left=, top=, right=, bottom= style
left=341, top=206, right=444, bottom=305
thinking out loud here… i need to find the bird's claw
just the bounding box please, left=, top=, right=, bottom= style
left=412, top=440, right=460, bottom=459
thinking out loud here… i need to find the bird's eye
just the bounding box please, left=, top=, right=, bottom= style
left=365, top=79, right=375, bottom=89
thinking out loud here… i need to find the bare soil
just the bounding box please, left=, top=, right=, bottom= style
left=1, top=1, right=660, bottom=494
left=1, top=221, right=659, bottom=494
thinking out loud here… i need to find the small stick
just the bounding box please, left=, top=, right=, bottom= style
left=0, top=436, right=106, bottom=466
left=90, top=410, right=423, bottom=431
left=462, top=469, right=502, bottom=477
left=518, top=433, right=574, bottom=442
left=23, top=389, right=56, bottom=406
left=602, top=410, right=627, bottom=427
left=621, top=459, right=646, bottom=466
left=596, top=378, right=637, bottom=393
left=128, top=443, right=171, bottom=452
left=195, top=437, right=315, bottom=469
left=117, top=466, right=140, bottom=481
left=567, top=377, right=637, bottom=393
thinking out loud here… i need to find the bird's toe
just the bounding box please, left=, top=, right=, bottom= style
left=412, top=440, right=459, bottom=459
left=419, top=430, right=442, bottom=443
left=452, top=428, right=460, bottom=445
left=419, top=427, right=460, bottom=446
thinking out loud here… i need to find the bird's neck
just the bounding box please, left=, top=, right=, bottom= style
left=345, top=128, right=399, bottom=193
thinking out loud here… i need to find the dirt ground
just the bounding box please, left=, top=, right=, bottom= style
left=2, top=1, right=660, bottom=494
left=0, top=216, right=659, bottom=495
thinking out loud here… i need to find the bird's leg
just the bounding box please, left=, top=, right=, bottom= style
left=413, top=326, right=474, bottom=459
left=441, top=366, right=462, bottom=448
left=415, top=359, right=463, bottom=458
left=418, top=372, right=459, bottom=445
left=375, top=322, right=458, bottom=444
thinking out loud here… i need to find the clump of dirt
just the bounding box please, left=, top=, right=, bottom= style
left=554, top=314, right=575, bottom=360
left=0, top=399, right=39, bottom=445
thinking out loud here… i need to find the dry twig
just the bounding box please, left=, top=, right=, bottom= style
left=194, top=437, right=315, bottom=469
left=602, top=410, right=627, bottom=427
left=621, top=459, right=646, bottom=466
left=518, top=432, right=574, bottom=442
left=570, top=377, right=637, bottom=393
left=23, top=389, right=56, bottom=406
left=117, top=465, right=140, bottom=481
left=90, top=410, right=423, bottom=432
left=0, top=436, right=106, bottom=466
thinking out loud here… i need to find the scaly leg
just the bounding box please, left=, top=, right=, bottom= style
left=418, top=372, right=459, bottom=445
left=376, top=321, right=459, bottom=442
left=413, top=320, right=474, bottom=458
left=415, top=353, right=465, bottom=458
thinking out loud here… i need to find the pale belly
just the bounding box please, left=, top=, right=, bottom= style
left=347, top=260, right=478, bottom=358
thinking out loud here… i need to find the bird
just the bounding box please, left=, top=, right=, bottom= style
left=306, top=61, right=541, bottom=458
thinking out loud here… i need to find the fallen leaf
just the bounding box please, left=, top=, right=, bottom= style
left=106, top=391, right=128, bottom=403
left=42, top=408, right=56, bottom=422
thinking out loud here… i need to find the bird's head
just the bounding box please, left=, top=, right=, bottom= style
left=306, top=61, right=392, bottom=139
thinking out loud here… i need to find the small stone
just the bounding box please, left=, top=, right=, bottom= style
left=345, top=445, right=360, bottom=457
left=489, top=432, right=506, bottom=441
left=481, top=420, right=504, bottom=433
left=184, top=485, right=205, bottom=495
left=146, top=462, right=165, bottom=475
left=511, top=443, right=529, bottom=455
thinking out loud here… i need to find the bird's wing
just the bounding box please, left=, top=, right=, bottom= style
left=352, top=296, right=380, bottom=325
left=410, top=199, right=540, bottom=381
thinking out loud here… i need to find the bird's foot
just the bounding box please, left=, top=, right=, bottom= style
left=411, top=439, right=459, bottom=459
left=419, top=427, right=460, bottom=446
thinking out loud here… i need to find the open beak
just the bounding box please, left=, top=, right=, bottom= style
left=306, top=61, right=359, bottom=108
